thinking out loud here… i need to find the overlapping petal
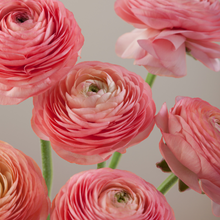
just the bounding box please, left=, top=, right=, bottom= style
left=31, top=61, right=156, bottom=165
left=0, top=141, right=50, bottom=220
left=115, top=0, right=220, bottom=77
left=155, top=97, right=220, bottom=217
left=0, top=0, right=84, bottom=105
left=51, top=168, right=175, bottom=220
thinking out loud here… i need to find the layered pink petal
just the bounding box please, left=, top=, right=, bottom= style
left=0, top=141, right=50, bottom=219
left=51, top=168, right=175, bottom=220
left=32, top=61, right=156, bottom=165
left=0, top=0, right=84, bottom=105
left=115, top=0, right=220, bottom=77
left=156, top=97, right=220, bottom=217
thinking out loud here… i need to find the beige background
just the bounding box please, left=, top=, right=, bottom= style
left=0, top=0, right=220, bottom=219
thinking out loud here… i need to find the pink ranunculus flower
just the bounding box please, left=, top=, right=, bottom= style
left=31, top=61, right=156, bottom=165
left=115, top=0, right=220, bottom=77
left=0, top=0, right=84, bottom=105
left=51, top=168, right=175, bottom=220
left=0, top=141, right=50, bottom=219
left=155, top=96, right=220, bottom=217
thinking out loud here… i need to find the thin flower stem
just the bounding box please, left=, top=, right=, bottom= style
left=145, top=73, right=157, bottom=87
left=107, top=73, right=157, bottom=170
left=40, top=139, right=53, bottom=198
left=97, top=161, right=106, bottom=169
left=109, top=152, right=122, bottom=169
left=157, top=173, right=179, bottom=195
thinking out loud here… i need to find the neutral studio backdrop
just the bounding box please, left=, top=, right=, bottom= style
left=0, top=1, right=220, bottom=219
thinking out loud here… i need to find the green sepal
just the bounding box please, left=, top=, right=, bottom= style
left=178, top=179, right=190, bottom=192
left=156, top=159, right=172, bottom=173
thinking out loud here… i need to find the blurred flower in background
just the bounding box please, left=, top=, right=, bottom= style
left=115, top=0, right=220, bottom=77
left=0, top=141, right=50, bottom=219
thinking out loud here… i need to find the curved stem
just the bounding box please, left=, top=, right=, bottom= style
left=109, top=152, right=122, bottom=169
left=97, top=161, right=106, bottom=169
left=40, top=139, right=53, bottom=198
left=157, top=173, right=179, bottom=195
left=145, top=73, right=157, bottom=87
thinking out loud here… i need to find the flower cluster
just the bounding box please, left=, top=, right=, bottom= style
left=0, top=0, right=219, bottom=218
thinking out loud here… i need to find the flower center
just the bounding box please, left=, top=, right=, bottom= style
left=115, top=191, right=130, bottom=203
left=88, top=84, right=100, bottom=93
left=15, top=13, right=29, bottom=23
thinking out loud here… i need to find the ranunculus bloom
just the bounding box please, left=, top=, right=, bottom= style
left=31, top=61, right=156, bottom=165
left=0, top=0, right=84, bottom=105
left=115, top=0, right=220, bottom=77
left=155, top=97, right=220, bottom=217
left=0, top=141, right=50, bottom=219
left=51, top=168, right=175, bottom=220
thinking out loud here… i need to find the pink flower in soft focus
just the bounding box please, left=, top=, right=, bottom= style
left=51, top=168, right=175, bottom=220
left=115, top=0, right=220, bottom=77
left=0, top=0, right=84, bottom=105
left=155, top=96, right=220, bottom=217
left=0, top=141, right=50, bottom=219
left=31, top=61, right=156, bottom=165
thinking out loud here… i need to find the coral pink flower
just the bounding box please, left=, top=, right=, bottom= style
left=51, top=168, right=175, bottom=220
left=0, top=141, right=50, bottom=219
left=0, top=0, right=84, bottom=105
left=155, top=97, right=220, bottom=217
left=31, top=61, right=156, bottom=165
left=115, top=0, right=220, bottom=77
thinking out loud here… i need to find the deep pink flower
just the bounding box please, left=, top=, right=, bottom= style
left=155, top=97, right=220, bottom=217
left=0, top=0, right=84, bottom=105
left=115, top=0, right=220, bottom=77
left=0, top=141, right=50, bottom=219
left=31, top=61, right=156, bottom=165
left=51, top=168, right=175, bottom=220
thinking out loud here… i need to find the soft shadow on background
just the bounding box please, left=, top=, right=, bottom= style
left=0, top=1, right=220, bottom=219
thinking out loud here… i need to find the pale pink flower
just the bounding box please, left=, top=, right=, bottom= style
left=51, top=168, right=175, bottom=220
left=115, top=0, right=220, bottom=77
left=155, top=96, right=220, bottom=217
left=0, top=0, right=84, bottom=105
left=0, top=141, right=50, bottom=219
left=31, top=61, right=156, bottom=165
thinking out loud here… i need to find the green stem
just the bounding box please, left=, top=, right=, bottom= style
left=109, top=152, right=122, bottom=169
left=97, top=161, right=106, bottom=169
left=145, top=73, right=157, bottom=87
left=40, top=139, right=53, bottom=198
left=157, top=173, right=179, bottom=195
